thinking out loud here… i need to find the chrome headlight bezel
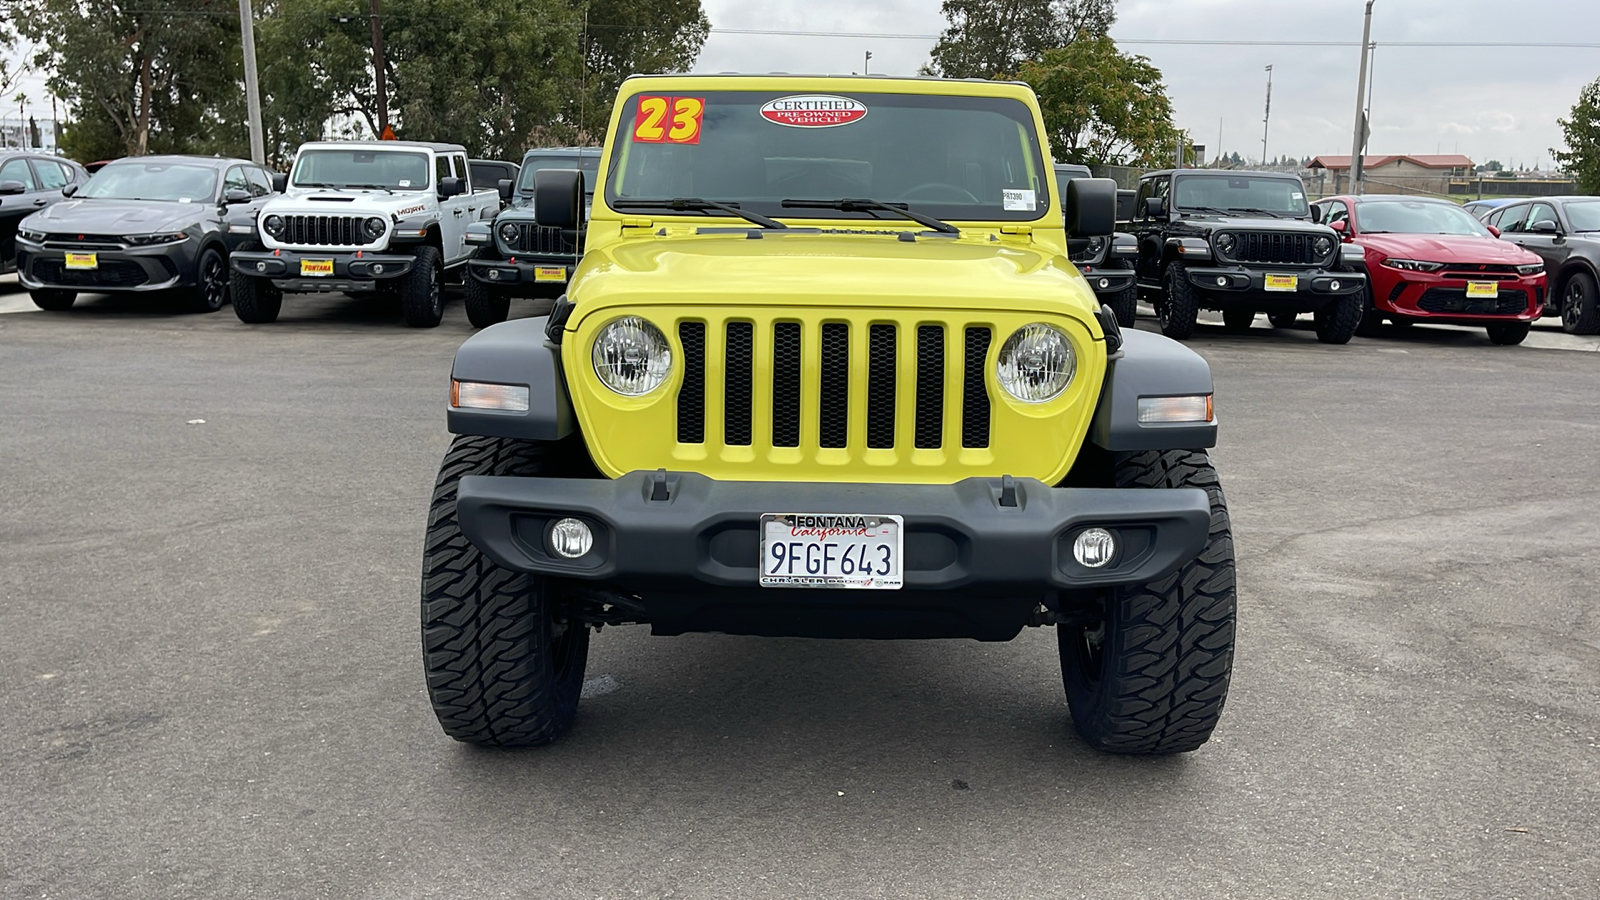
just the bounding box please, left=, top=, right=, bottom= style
left=592, top=316, right=674, bottom=397
left=995, top=323, right=1077, bottom=404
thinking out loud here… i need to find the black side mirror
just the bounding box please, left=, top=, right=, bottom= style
left=534, top=168, right=584, bottom=230
left=1115, top=189, right=1135, bottom=223
left=1144, top=196, right=1167, bottom=219
left=1309, top=205, right=1322, bottom=224
left=271, top=172, right=288, bottom=193
left=497, top=178, right=514, bottom=202
left=0, top=180, right=26, bottom=196
left=437, top=176, right=464, bottom=199
left=1065, top=177, right=1117, bottom=238
left=224, top=188, right=251, bottom=205
left=61, top=183, right=79, bottom=197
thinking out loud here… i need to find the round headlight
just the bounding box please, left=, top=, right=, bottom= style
left=262, top=214, right=284, bottom=237
left=1313, top=235, right=1334, bottom=257
left=364, top=216, right=385, bottom=240
left=995, top=323, right=1076, bottom=403
left=592, top=316, right=673, bottom=396
left=498, top=222, right=521, bottom=245
left=1215, top=232, right=1237, bottom=255
left=1087, top=236, right=1106, bottom=254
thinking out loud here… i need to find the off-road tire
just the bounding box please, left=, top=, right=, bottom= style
left=1353, top=283, right=1385, bottom=337
left=229, top=243, right=282, bottom=323
left=1158, top=264, right=1200, bottom=340
left=1560, top=271, right=1600, bottom=335
left=1267, top=311, right=1297, bottom=329
left=1059, top=449, right=1235, bottom=754
left=1486, top=320, right=1531, bottom=345
left=186, top=246, right=229, bottom=313
left=29, top=289, right=76, bottom=311
left=1105, top=260, right=1138, bottom=327
left=422, top=434, right=590, bottom=747
left=463, top=258, right=512, bottom=329
left=400, top=245, right=445, bottom=328
left=1314, top=294, right=1363, bottom=344
left=1221, top=308, right=1255, bottom=332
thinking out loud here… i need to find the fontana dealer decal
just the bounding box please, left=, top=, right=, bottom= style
left=759, top=95, right=869, bottom=128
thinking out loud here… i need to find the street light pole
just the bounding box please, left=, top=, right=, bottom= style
left=369, top=0, right=390, bottom=136
left=1260, top=65, right=1273, bottom=166
left=1349, top=0, right=1375, bottom=195
left=238, top=0, right=266, bottom=164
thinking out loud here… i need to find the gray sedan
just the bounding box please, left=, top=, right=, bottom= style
left=15, top=155, right=277, bottom=312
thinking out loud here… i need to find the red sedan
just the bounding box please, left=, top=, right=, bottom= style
left=1312, top=195, right=1547, bottom=345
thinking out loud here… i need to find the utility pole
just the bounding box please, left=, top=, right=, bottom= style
left=369, top=0, right=390, bottom=137
left=1349, top=0, right=1375, bottom=195
left=238, top=0, right=265, bottom=164
left=1260, top=65, right=1273, bottom=166
left=864, top=50, right=872, bottom=75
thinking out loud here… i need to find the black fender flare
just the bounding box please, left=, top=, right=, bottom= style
left=1088, top=329, right=1217, bottom=451
left=447, top=315, right=575, bottom=441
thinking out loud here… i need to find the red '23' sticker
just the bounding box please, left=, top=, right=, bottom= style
left=633, top=96, right=705, bottom=144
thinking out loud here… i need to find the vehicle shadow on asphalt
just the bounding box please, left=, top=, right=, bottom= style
left=51, top=288, right=472, bottom=329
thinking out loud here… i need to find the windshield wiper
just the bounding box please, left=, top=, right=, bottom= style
left=781, top=198, right=959, bottom=235
left=1179, top=205, right=1232, bottom=216
left=612, top=198, right=787, bottom=229
left=1229, top=207, right=1286, bottom=218
left=298, top=182, right=341, bottom=189
left=343, top=183, right=393, bottom=194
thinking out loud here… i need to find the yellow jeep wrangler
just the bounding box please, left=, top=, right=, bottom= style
left=424, top=75, right=1235, bottom=754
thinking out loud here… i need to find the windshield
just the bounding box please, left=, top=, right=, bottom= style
left=1173, top=174, right=1308, bottom=216
left=291, top=149, right=430, bottom=191
left=1564, top=200, right=1600, bottom=231
left=517, top=152, right=601, bottom=194
left=1357, top=200, right=1490, bottom=236
left=80, top=162, right=216, bottom=202
left=604, top=90, right=1048, bottom=222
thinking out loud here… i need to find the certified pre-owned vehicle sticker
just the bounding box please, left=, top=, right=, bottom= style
left=760, top=95, right=869, bottom=128
left=1002, top=189, right=1037, bottom=211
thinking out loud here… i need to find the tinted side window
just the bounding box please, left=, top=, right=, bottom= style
left=0, top=157, right=37, bottom=190
left=452, top=154, right=469, bottom=191
left=1325, top=200, right=1349, bottom=228
left=435, top=155, right=451, bottom=187
left=1528, top=203, right=1560, bottom=231
left=246, top=167, right=274, bottom=197
left=1494, top=204, right=1529, bottom=233
left=224, top=166, right=250, bottom=195
left=32, top=159, right=68, bottom=190
left=1135, top=181, right=1154, bottom=220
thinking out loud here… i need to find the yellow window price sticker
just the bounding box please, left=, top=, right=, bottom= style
left=633, top=96, right=705, bottom=145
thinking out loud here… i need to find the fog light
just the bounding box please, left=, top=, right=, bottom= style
left=1215, top=276, right=1228, bottom=287
left=372, top=263, right=385, bottom=275
left=255, top=261, right=267, bottom=273
left=549, top=518, right=593, bottom=559
left=1098, top=277, right=1110, bottom=289
left=1073, top=528, right=1116, bottom=568
left=1329, top=279, right=1341, bottom=291
left=488, top=269, right=501, bottom=280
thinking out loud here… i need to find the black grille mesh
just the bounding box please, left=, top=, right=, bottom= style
left=772, top=323, right=802, bottom=448
left=818, top=324, right=850, bottom=448
left=866, top=324, right=896, bottom=449
left=724, top=322, right=753, bottom=446
left=32, top=259, right=148, bottom=287
left=676, top=322, right=705, bottom=444
left=961, top=328, right=992, bottom=449
left=915, top=325, right=945, bottom=449
left=1229, top=231, right=1320, bottom=265
left=1417, top=288, right=1528, bottom=316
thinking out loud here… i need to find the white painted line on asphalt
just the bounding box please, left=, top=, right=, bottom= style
left=0, top=295, right=38, bottom=315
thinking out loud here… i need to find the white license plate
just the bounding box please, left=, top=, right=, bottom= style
left=759, top=513, right=903, bottom=590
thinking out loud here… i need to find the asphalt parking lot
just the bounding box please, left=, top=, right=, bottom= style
left=2, top=281, right=1598, bottom=900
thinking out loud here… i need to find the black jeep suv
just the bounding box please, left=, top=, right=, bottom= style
left=1129, top=169, right=1366, bottom=343
left=1057, top=164, right=1138, bottom=326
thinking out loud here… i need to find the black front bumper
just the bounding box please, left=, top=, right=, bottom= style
left=466, top=256, right=574, bottom=292
left=230, top=248, right=414, bottom=293
left=17, top=241, right=199, bottom=293
left=1080, top=264, right=1136, bottom=295
left=1185, top=265, right=1365, bottom=310
left=458, top=471, right=1209, bottom=591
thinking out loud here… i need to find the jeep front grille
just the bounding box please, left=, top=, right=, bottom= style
left=677, top=320, right=992, bottom=453
left=506, top=223, right=577, bottom=255
left=1224, top=232, right=1325, bottom=266
left=282, top=215, right=369, bottom=246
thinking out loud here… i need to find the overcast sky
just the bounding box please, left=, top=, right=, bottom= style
left=696, top=0, right=1599, bottom=169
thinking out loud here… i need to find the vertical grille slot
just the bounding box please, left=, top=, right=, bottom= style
left=866, top=324, right=896, bottom=449
left=772, top=323, right=802, bottom=448
left=818, top=323, right=850, bottom=448
left=915, top=325, right=945, bottom=449
left=724, top=322, right=753, bottom=446
left=677, top=322, right=705, bottom=444
left=961, top=327, right=991, bottom=449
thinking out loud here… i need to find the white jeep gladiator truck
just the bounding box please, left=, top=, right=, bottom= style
left=228, top=140, right=496, bottom=327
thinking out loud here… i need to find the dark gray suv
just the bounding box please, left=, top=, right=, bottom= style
left=1482, top=196, right=1600, bottom=334
left=0, top=151, right=89, bottom=273
left=16, top=155, right=277, bottom=313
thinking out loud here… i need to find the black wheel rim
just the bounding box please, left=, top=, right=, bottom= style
left=1564, top=281, right=1584, bottom=329
left=202, top=254, right=226, bottom=309
left=1074, top=602, right=1107, bottom=688
left=429, top=267, right=442, bottom=316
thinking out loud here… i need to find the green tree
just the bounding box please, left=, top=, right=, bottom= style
left=925, top=0, right=1115, bottom=80
left=1017, top=35, right=1179, bottom=167
left=579, top=0, right=710, bottom=141
left=17, top=0, right=242, bottom=160
left=1553, top=78, right=1600, bottom=194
